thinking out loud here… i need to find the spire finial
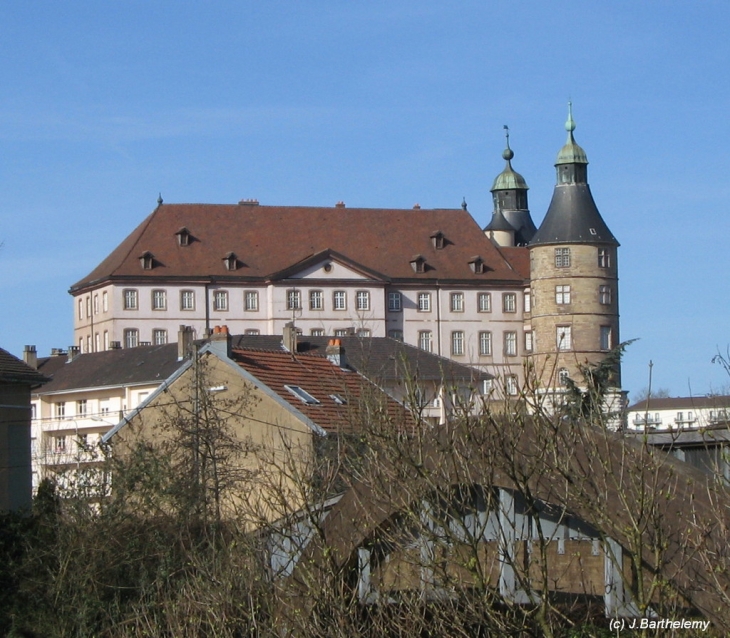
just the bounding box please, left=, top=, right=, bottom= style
left=461, top=196, right=467, bottom=211
left=157, top=193, right=163, bottom=206
left=565, top=101, right=576, bottom=133
left=502, top=124, right=514, bottom=161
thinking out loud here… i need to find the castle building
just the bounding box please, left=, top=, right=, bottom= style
left=69, top=107, right=619, bottom=399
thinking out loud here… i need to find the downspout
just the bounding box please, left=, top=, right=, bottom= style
left=436, top=282, right=442, bottom=357
left=205, top=281, right=211, bottom=336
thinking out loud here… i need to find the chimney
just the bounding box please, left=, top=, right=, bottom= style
left=326, top=338, right=347, bottom=369
left=283, top=322, right=298, bottom=353
left=23, top=345, right=37, bottom=369
left=209, top=325, right=232, bottom=358
left=178, top=325, right=195, bottom=360
left=67, top=346, right=80, bottom=363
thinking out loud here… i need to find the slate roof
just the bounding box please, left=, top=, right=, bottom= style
left=34, top=344, right=184, bottom=394
left=0, top=348, right=49, bottom=385
left=530, top=184, right=619, bottom=247
left=230, top=335, right=492, bottom=385
left=70, top=204, right=528, bottom=291
left=230, top=347, right=415, bottom=434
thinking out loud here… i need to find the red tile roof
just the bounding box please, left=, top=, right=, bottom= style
left=71, top=204, right=528, bottom=291
left=230, top=347, right=415, bottom=434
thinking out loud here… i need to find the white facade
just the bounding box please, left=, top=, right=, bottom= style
left=74, top=255, right=531, bottom=387
left=626, top=396, right=730, bottom=431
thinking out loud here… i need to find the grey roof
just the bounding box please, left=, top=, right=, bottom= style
left=34, top=344, right=185, bottom=394
left=628, top=395, right=730, bottom=412
left=484, top=208, right=515, bottom=232
left=0, top=348, right=49, bottom=385
left=231, top=335, right=492, bottom=384
left=530, top=184, right=619, bottom=246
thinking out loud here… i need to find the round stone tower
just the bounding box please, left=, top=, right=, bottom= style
left=528, top=105, right=621, bottom=396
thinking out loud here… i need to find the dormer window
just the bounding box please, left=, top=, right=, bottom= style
left=430, top=231, right=446, bottom=250
left=469, top=256, right=486, bottom=274
left=223, top=252, right=239, bottom=271
left=175, top=227, right=192, bottom=247
left=284, top=385, right=320, bottom=405
left=410, top=254, right=427, bottom=273
left=139, top=251, right=155, bottom=270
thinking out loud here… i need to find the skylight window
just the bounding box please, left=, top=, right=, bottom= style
left=330, top=394, right=347, bottom=405
left=284, top=385, right=320, bottom=405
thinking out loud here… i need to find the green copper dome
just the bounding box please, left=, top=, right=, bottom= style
left=556, top=102, right=588, bottom=165
left=491, top=130, right=529, bottom=192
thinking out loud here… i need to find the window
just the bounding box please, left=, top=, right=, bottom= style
left=419, top=330, right=433, bottom=352
left=54, top=435, right=67, bottom=453
left=356, top=291, right=370, bottom=311
left=334, top=329, right=350, bottom=337
left=140, top=252, right=154, bottom=270
left=600, top=325, right=612, bottom=351
left=388, top=329, right=403, bottom=341
left=431, top=231, right=445, bottom=249
left=555, top=285, right=571, bottom=305
left=450, top=292, right=464, bottom=312
left=558, top=368, right=570, bottom=386
left=310, top=290, right=324, bottom=310
left=479, top=331, right=492, bottom=356
left=76, top=399, right=87, bottom=417
left=599, top=285, right=611, bottom=305
left=478, top=293, right=492, bottom=313
left=502, top=293, right=516, bottom=313
left=223, top=252, right=238, bottom=271
left=54, top=402, right=66, bottom=420
left=311, top=328, right=325, bottom=337
left=451, top=331, right=465, bottom=356
left=245, top=329, right=261, bottom=336
left=285, top=385, right=320, bottom=405
left=102, top=291, right=108, bottom=313
left=176, top=227, right=191, bottom=247
left=388, top=292, right=402, bottom=312
left=93, top=295, right=99, bottom=315
left=153, top=329, right=168, bottom=345
left=333, top=291, right=347, bottom=310
left=86, top=336, right=91, bottom=353
left=103, top=331, right=109, bottom=351
left=557, top=326, right=572, bottom=350
left=152, top=290, right=167, bottom=310
left=95, top=333, right=100, bottom=352
left=598, top=248, right=611, bottom=268
left=78, top=299, right=83, bottom=319
left=524, top=291, right=531, bottom=313
left=123, top=289, right=138, bottom=310
left=555, top=247, right=571, bottom=268
left=524, top=331, right=534, bottom=353
left=504, top=332, right=517, bottom=356
left=213, top=290, right=229, bottom=311
left=77, top=433, right=88, bottom=448
left=287, top=290, right=301, bottom=310
left=181, top=290, right=195, bottom=311
left=356, top=328, right=371, bottom=337
left=86, top=296, right=91, bottom=317
left=418, top=292, right=431, bottom=312
left=505, top=375, right=518, bottom=396
left=124, top=328, right=139, bottom=349
left=245, top=291, right=259, bottom=312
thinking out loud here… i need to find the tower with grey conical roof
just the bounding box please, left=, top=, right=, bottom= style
left=484, top=127, right=537, bottom=246
left=528, top=105, right=622, bottom=404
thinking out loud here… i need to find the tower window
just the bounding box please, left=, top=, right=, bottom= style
left=599, top=285, right=612, bottom=305
left=555, top=248, right=571, bottom=268
left=555, top=285, right=571, bottom=305
left=598, top=248, right=611, bottom=268
left=524, top=331, right=534, bottom=353
left=557, top=326, right=572, bottom=351
left=600, top=326, right=612, bottom=351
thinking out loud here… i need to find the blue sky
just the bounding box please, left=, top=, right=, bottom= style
left=1, top=1, right=729, bottom=399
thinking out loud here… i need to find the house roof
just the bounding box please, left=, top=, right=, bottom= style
left=33, top=344, right=185, bottom=394
left=231, top=335, right=492, bottom=385
left=229, top=346, right=416, bottom=434
left=0, top=348, right=49, bottom=385
left=627, top=395, right=730, bottom=412
left=70, top=204, right=529, bottom=291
